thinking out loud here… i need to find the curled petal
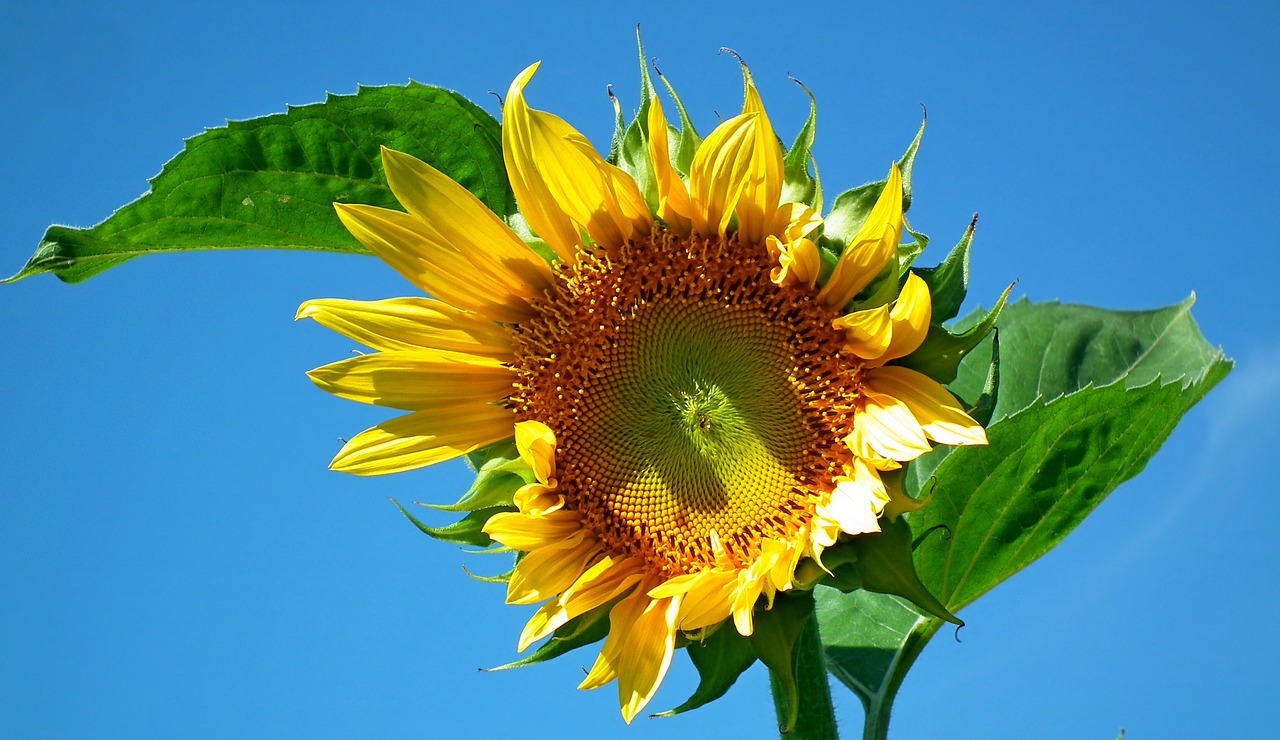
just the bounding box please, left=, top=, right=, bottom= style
left=864, top=366, right=988, bottom=447
left=483, top=509, right=582, bottom=552
left=879, top=272, right=932, bottom=362
left=512, top=482, right=564, bottom=516
left=823, top=458, right=891, bottom=535
left=514, top=420, right=557, bottom=484
left=771, top=202, right=822, bottom=243
left=767, top=236, right=820, bottom=288
left=833, top=304, right=892, bottom=359
left=847, top=388, right=932, bottom=463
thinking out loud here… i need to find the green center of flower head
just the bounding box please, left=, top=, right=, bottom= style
left=511, top=232, right=861, bottom=575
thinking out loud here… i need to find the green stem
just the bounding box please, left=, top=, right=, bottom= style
left=769, top=591, right=838, bottom=739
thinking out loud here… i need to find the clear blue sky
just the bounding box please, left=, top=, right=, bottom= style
left=3, top=1, right=1277, bottom=737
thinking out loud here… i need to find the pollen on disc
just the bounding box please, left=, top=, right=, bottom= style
left=510, top=232, right=866, bottom=577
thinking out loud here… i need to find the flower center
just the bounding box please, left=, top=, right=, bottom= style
left=510, top=232, right=861, bottom=577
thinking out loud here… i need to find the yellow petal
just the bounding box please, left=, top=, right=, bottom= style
left=380, top=147, right=554, bottom=299
left=334, top=203, right=533, bottom=324
left=517, top=556, right=644, bottom=651
left=503, top=63, right=651, bottom=260
left=823, top=458, right=890, bottom=535
left=847, top=388, right=932, bottom=463
left=733, top=76, right=784, bottom=245
left=514, top=420, right=556, bottom=484
left=878, top=272, right=932, bottom=363
left=649, top=569, right=736, bottom=632
left=833, top=304, right=893, bottom=360
left=505, top=531, right=598, bottom=605
left=730, top=564, right=770, bottom=636
left=646, top=96, right=693, bottom=236
left=307, top=350, right=513, bottom=410
left=331, top=403, right=513, bottom=475
left=864, top=366, right=988, bottom=447
left=687, top=112, right=760, bottom=239
left=817, top=163, right=904, bottom=310
left=578, top=588, right=681, bottom=725
left=296, top=297, right=513, bottom=359
left=482, top=509, right=582, bottom=552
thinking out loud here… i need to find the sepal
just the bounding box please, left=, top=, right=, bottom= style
left=653, top=624, right=757, bottom=718
left=849, top=516, right=960, bottom=626
left=484, top=608, right=611, bottom=671
left=916, top=214, right=977, bottom=323
left=392, top=499, right=506, bottom=547
left=781, top=78, right=820, bottom=210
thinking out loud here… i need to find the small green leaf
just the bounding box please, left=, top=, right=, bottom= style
left=485, top=609, right=611, bottom=672
left=816, top=588, right=928, bottom=711
left=653, top=625, right=757, bottom=718
left=464, top=438, right=519, bottom=472
left=654, top=66, right=702, bottom=176
left=425, top=456, right=532, bottom=513
left=781, top=79, right=820, bottom=210
left=392, top=500, right=502, bottom=547
left=8, top=83, right=511, bottom=284
left=917, top=214, right=977, bottom=323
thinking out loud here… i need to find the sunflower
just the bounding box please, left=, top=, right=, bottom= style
left=299, top=60, right=987, bottom=722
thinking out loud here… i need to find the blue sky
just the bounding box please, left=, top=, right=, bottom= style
left=2, top=1, right=1277, bottom=737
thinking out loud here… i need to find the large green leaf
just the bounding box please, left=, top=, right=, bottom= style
left=6, top=83, right=512, bottom=284
left=819, top=297, right=1230, bottom=737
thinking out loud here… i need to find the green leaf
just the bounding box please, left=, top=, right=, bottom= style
left=949, top=295, right=1223, bottom=420
left=8, top=83, right=511, bottom=284
left=433, top=443, right=533, bottom=514
left=653, top=625, right=757, bottom=718
left=815, top=588, right=932, bottom=735
left=819, top=297, right=1231, bottom=737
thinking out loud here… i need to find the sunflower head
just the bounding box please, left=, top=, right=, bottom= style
left=299, top=48, right=998, bottom=724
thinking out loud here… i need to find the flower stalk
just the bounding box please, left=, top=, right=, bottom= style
left=768, top=590, right=838, bottom=739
